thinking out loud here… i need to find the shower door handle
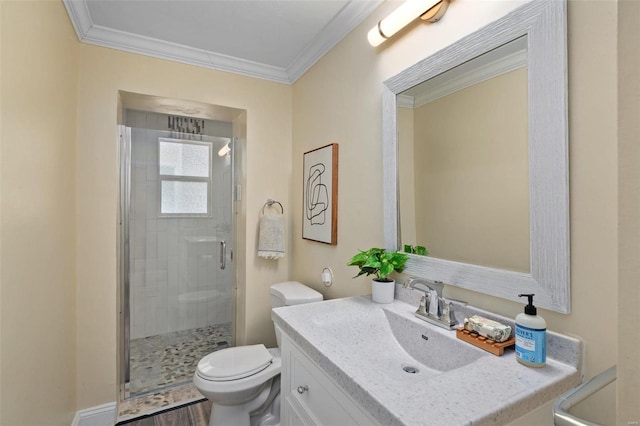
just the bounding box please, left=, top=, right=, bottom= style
left=220, top=240, right=226, bottom=270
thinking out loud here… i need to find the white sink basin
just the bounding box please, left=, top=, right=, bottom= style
left=309, top=297, right=486, bottom=378
left=382, top=308, right=487, bottom=372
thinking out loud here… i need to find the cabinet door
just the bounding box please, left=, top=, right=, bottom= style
left=282, top=394, right=314, bottom=426
left=280, top=335, right=380, bottom=426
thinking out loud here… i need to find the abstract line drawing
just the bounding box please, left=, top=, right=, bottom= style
left=302, top=144, right=338, bottom=245
left=305, top=163, right=328, bottom=225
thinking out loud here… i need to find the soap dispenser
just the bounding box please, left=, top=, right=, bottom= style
left=515, top=293, right=546, bottom=367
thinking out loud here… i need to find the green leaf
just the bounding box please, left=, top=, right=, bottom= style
left=379, top=262, right=394, bottom=279
left=347, top=251, right=367, bottom=266
left=363, top=256, right=381, bottom=269
left=414, top=246, right=429, bottom=256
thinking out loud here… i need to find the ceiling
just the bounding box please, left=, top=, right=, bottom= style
left=63, top=0, right=383, bottom=84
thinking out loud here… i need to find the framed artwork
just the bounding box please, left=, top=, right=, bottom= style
left=302, top=143, right=338, bottom=244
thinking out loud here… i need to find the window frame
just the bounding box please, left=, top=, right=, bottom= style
left=157, top=137, right=213, bottom=218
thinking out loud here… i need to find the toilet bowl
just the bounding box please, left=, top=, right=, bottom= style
left=193, top=281, right=323, bottom=426
left=193, top=345, right=282, bottom=426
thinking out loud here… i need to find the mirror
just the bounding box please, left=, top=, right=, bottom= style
left=382, top=1, right=570, bottom=313
left=398, top=37, right=530, bottom=273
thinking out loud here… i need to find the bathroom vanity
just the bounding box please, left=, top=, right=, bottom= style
left=272, top=294, right=582, bottom=426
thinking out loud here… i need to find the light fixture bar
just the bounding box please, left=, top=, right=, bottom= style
left=367, top=0, right=449, bottom=47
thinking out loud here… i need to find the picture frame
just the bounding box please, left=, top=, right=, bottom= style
left=302, top=143, right=338, bottom=244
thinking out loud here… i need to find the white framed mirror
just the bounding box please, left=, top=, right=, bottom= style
left=382, top=0, right=570, bottom=313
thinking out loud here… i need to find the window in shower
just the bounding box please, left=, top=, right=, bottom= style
left=158, top=138, right=212, bottom=216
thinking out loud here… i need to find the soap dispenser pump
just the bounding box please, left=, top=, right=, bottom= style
left=515, top=293, right=546, bottom=367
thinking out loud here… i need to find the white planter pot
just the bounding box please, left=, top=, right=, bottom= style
left=372, top=279, right=395, bottom=304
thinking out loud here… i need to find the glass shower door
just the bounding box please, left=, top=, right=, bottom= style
left=121, top=126, right=234, bottom=398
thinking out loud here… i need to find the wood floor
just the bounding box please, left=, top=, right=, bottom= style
left=118, top=400, right=211, bottom=426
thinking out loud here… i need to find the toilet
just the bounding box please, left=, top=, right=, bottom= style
left=193, top=281, right=323, bottom=426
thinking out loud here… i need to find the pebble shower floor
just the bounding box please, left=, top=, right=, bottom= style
left=129, top=323, right=232, bottom=396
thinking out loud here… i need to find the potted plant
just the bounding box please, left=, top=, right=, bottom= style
left=347, top=248, right=408, bottom=303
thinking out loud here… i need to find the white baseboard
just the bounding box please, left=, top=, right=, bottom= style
left=71, top=401, right=117, bottom=426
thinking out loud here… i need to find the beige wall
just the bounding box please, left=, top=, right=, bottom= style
left=0, top=0, right=3, bottom=417
left=0, top=1, right=78, bottom=424
left=617, top=0, right=640, bottom=423
left=75, top=45, right=292, bottom=407
left=292, top=0, right=620, bottom=422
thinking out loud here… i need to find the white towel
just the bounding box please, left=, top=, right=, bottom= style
left=258, top=213, right=285, bottom=259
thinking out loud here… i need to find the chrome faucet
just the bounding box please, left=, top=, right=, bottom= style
left=403, top=277, right=460, bottom=330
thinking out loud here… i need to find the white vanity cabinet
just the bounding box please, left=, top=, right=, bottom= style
left=280, top=333, right=380, bottom=426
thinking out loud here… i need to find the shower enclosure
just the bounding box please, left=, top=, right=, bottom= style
left=119, top=112, right=235, bottom=399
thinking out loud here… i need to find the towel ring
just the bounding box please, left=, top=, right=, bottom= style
left=262, top=199, right=283, bottom=215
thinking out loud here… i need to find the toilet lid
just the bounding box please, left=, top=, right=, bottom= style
left=197, top=344, right=273, bottom=381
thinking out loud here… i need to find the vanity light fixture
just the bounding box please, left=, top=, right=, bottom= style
left=367, top=0, right=450, bottom=47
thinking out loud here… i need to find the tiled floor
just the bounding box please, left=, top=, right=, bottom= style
left=129, top=323, right=232, bottom=396
left=119, top=323, right=231, bottom=422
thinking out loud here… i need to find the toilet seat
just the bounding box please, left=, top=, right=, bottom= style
left=197, top=344, right=273, bottom=382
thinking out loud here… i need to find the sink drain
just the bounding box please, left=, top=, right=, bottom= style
left=402, top=365, right=419, bottom=374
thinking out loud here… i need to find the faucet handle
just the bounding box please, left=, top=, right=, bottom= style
left=425, top=289, right=440, bottom=318
left=440, top=301, right=458, bottom=327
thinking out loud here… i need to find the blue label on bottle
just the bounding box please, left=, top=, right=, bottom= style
left=515, top=324, right=546, bottom=364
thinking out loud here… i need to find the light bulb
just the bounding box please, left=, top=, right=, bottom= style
left=368, top=0, right=446, bottom=47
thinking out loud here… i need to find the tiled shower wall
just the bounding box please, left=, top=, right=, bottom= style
left=126, top=110, right=234, bottom=339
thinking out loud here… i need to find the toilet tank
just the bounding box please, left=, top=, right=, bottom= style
left=269, top=281, right=323, bottom=308
left=270, top=281, right=323, bottom=348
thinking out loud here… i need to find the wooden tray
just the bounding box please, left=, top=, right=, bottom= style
left=456, top=327, right=515, bottom=356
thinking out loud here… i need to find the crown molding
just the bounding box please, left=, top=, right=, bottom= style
left=62, top=0, right=92, bottom=39
left=87, top=24, right=291, bottom=83
left=286, top=0, right=383, bottom=82
left=63, top=0, right=381, bottom=85
left=62, top=0, right=289, bottom=83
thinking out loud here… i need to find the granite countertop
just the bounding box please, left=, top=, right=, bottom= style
left=272, top=292, right=582, bottom=426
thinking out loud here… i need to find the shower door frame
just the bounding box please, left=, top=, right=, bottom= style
left=118, top=125, right=132, bottom=400
left=117, top=125, right=237, bottom=402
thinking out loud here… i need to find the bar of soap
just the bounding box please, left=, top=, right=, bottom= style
left=464, top=315, right=512, bottom=342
